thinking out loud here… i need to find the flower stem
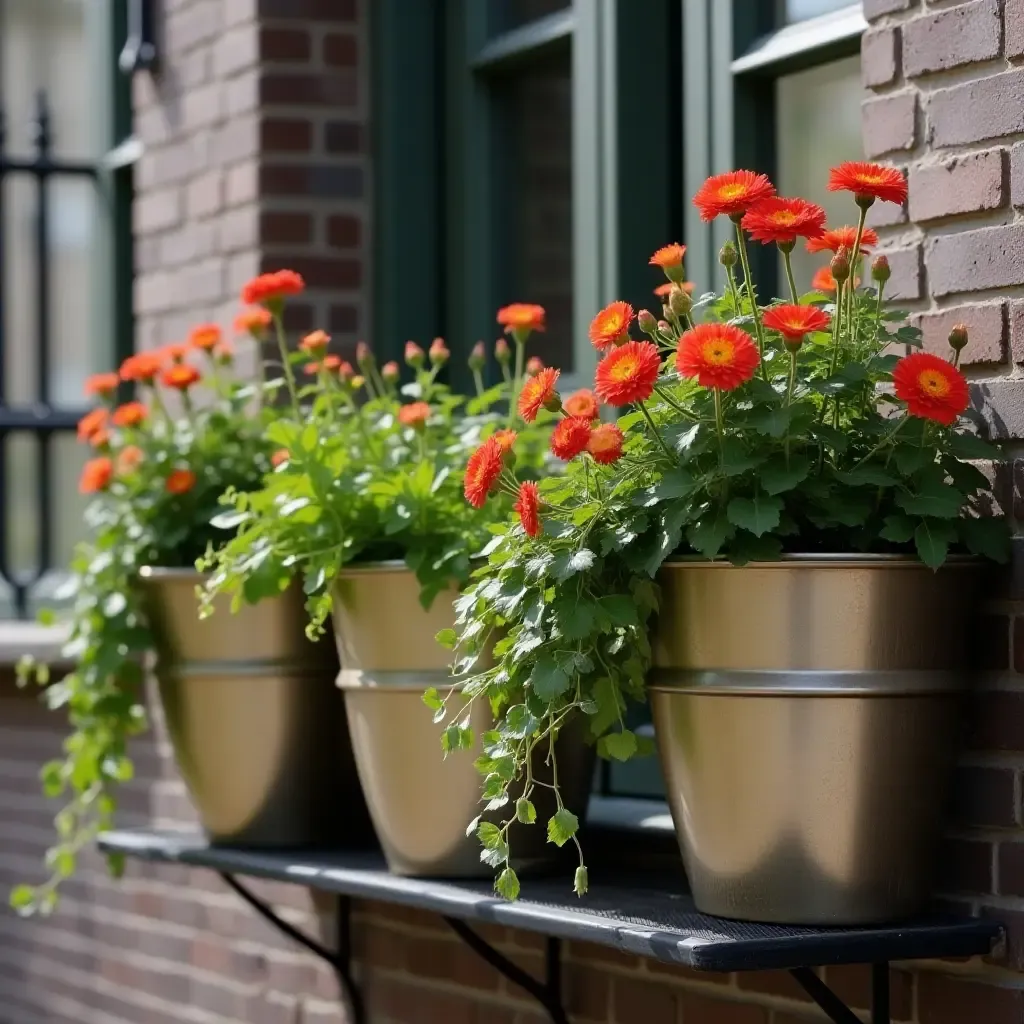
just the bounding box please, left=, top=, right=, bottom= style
left=784, top=351, right=797, bottom=463
left=507, top=337, right=526, bottom=428
left=782, top=247, right=799, bottom=304
left=472, top=368, right=485, bottom=397
left=272, top=312, right=301, bottom=416
left=713, top=388, right=725, bottom=474
left=653, top=383, right=696, bottom=420
left=846, top=205, right=868, bottom=347
left=852, top=416, right=907, bottom=469
left=638, top=400, right=675, bottom=462
left=734, top=221, right=768, bottom=381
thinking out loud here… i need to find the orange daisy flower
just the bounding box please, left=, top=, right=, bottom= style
left=497, top=303, right=546, bottom=334
left=398, top=401, right=431, bottom=428
left=594, top=340, right=661, bottom=407
left=234, top=307, right=273, bottom=338
left=304, top=355, right=342, bottom=376
left=79, top=456, right=113, bottom=494
left=494, top=338, right=511, bottom=364
left=806, top=225, right=880, bottom=254
left=513, top=481, right=542, bottom=538
left=188, top=323, right=222, bottom=351
left=811, top=266, right=861, bottom=292
left=89, top=429, right=111, bottom=449
left=161, top=364, right=201, bottom=391
left=271, top=449, right=290, bottom=468
left=761, top=304, right=831, bottom=342
left=892, top=352, right=969, bottom=426
left=563, top=388, right=599, bottom=420
left=165, top=469, right=197, bottom=495
left=77, top=407, right=108, bottom=443
left=740, top=197, right=826, bottom=246
left=550, top=417, right=593, bottom=462
left=338, top=361, right=355, bottom=381
left=112, top=401, right=148, bottom=428
left=654, top=282, right=695, bottom=298
left=587, top=423, right=625, bottom=465
left=119, top=352, right=162, bottom=384
left=589, top=301, right=635, bottom=350
left=518, top=367, right=561, bottom=422
left=240, top=269, right=305, bottom=307
left=649, top=243, right=686, bottom=270
left=84, top=372, right=120, bottom=398
left=677, top=324, right=760, bottom=391
left=827, top=161, right=907, bottom=207
left=161, top=343, right=190, bottom=364
left=493, top=429, right=517, bottom=453
left=693, top=170, right=776, bottom=222
left=116, top=445, right=143, bottom=474
left=464, top=436, right=505, bottom=509
left=299, top=330, right=330, bottom=355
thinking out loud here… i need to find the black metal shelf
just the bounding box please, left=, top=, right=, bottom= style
left=99, top=829, right=1003, bottom=1024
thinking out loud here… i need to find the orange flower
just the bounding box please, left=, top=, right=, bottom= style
left=806, top=225, right=880, bottom=254
left=338, top=361, right=354, bottom=381
left=77, top=407, right=109, bottom=443
left=119, top=352, right=162, bottom=384
left=304, top=355, right=342, bottom=375
left=677, top=323, right=759, bottom=391
left=518, top=367, right=561, bottom=423
left=589, top=301, right=635, bottom=350
left=234, top=307, right=273, bottom=338
left=497, top=303, right=546, bottom=334
left=526, top=356, right=545, bottom=376
left=649, top=243, right=686, bottom=270
left=84, top=372, right=120, bottom=398
left=112, top=401, right=148, bottom=428
left=587, top=423, right=625, bottom=465
left=89, top=429, right=111, bottom=449
left=827, top=161, right=907, bottom=207
left=398, top=401, right=431, bottom=428
left=161, top=343, right=189, bottom=364
left=594, top=340, right=661, bottom=407
left=654, top=282, right=695, bottom=298
left=165, top=469, right=197, bottom=495
left=892, top=352, right=969, bottom=426
left=563, top=388, right=599, bottom=420
left=116, top=445, right=143, bottom=474
left=79, top=456, right=113, bottom=494
left=811, top=266, right=860, bottom=292
left=188, top=323, right=222, bottom=351
left=271, top=449, right=290, bottom=468
left=299, top=330, right=330, bottom=356
left=761, top=304, right=831, bottom=342
left=214, top=342, right=234, bottom=365
left=693, top=170, right=775, bottom=222
left=240, top=269, right=306, bottom=307
left=549, top=417, right=593, bottom=462
left=513, top=481, right=542, bottom=538
left=464, top=436, right=505, bottom=508
left=493, top=429, right=517, bottom=452
left=740, top=197, right=826, bottom=246
left=161, top=364, right=201, bottom=391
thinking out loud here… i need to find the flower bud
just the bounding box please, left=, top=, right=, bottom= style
left=948, top=323, right=969, bottom=352
left=830, top=246, right=850, bottom=283
left=350, top=374, right=366, bottom=392
left=526, top=356, right=544, bottom=377
left=356, top=341, right=374, bottom=370
left=719, top=241, right=738, bottom=269
left=429, top=337, right=450, bottom=366
left=468, top=341, right=486, bottom=371
left=657, top=320, right=671, bottom=334
left=669, top=286, right=692, bottom=318
left=871, top=254, right=891, bottom=284
left=338, top=360, right=354, bottom=382
left=381, top=360, right=400, bottom=384
left=404, top=341, right=425, bottom=368
left=783, top=335, right=804, bottom=355
left=637, top=309, right=658, bottom=334
left=494, top=338, right=511, bottom=365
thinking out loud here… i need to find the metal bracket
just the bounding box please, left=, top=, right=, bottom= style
left=219, top=874, right=365, bottom=1024
left=790, top=962, right=890, bottom=1024
left=444, top=916, right=568, bottom=1024
left=119, top=0, right=159, bottom=75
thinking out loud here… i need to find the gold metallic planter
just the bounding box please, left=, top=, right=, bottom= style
left=140, top=568, right=371, bottom=847
left=650, top=556, right=979, bottom=925
left=332, top=563, right=594, bottom=877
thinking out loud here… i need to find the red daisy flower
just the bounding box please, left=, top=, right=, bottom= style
left=677, top=324, right=760, bottom=391
left=587, top=423, right=625, bottom=465
left=518, top=367, right=560, bottom=422
left=84, top=372, right=120, bottom=398
left=119, top=352, right=162, bottom=384
left=549, top=417, right=593, bottom=462
left=806, top=225, right=880, bottom=254
left=464, top=436, right=505, bottom=508
left=240, top=269, right=306, bottom=307
left=892, top=352, right=969, bottom=426
left=493, top=429, right=517, bottom=453
left=161, top=364, right=201, bottom=391
left=497, top=303, right=546, bottom=334
left=188, top=323, right=222, bottom=351
left=563, top=388, right=599, bottom=420
left=693, top=170, right=776, bottom=222
left=589, top=301, right=635, bottom=350
left=112, top=401, right=148, bottom=428
left=740, top=197, right=826, bottom=246
left=77, top=408, right=108, bottom=443
left=299, top=330, right=330, bottom=356
left=234, top=308, right=273, bottom=338
left=271, top=449, right=290, bottom=468
left=398, top=401, right=431, bottom=428
left=513, top=481, right=542, bottom=538
left=594, top=340, right=661, bottom=407
left=79, top=456, right=113, bottom=494
left=165, top=469, right=197, bottom=495
left=827, top=161, right=907, bottom=207
left=761, top=304, right=831, bottom=341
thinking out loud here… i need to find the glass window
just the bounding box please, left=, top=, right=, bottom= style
left=487, top=0, right=571, bottom=36
left=781, top=0, right=858, bottom=22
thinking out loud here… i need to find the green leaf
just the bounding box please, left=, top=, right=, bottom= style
left=726, top=494, right=783, bottom=537
left=747, top=405, right=791, bottom=438
left=719, top=438, right=764, bottom=476
left=880, top=514, right=915, bottom=544
left=896, top=482, right=964, bottom=518
left=422, top=687, right=443, bottom=712
left=599, top=595, right=639, bottom=627
left=495, top=867, right=520, bottom=900
left=760, top=455, right=811, bottom=496
left=836, top=465, right=898, bottom=487
left=960, top=516, right=1011, bottom=563
left=914, top=519, right=957, bottom=569
left=477, top=821, right=505, bottom=850
left=574, top=864, right=589, bottom=897
left=652, top=469, right=696, bottom=500
left=687, top=512, right=732, bottom=558
left=558, top=599, right=598, bottom=640
left=547, top=807, right=579, bottom=847
left=894, top=445, right=933, bottom=475
left=598, top=729, right=638, bottom=762
left=551, top=547, right=596, bottom=581
left=9, top=885, right=35, bottom=915
left=947, top=431, right=1001, bottom=461
left=516, top=798, right=537, bottom=824
left=435, top=628, right=457, bottom=649
left=729, top=530, right=783, bottom=564
left=588, top=676, right=625, bottom=738
left=530, top=654, right=571, bottom=701
left=505, top=704, right=540, bottom=740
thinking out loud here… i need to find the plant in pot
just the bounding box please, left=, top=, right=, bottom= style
left=202, top=301, right=590, bottom=877
left=444, top=161, right=1010, bottom=916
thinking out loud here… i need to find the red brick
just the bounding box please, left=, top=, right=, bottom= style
left=902, top=0, right=1002, bottom=77
left=936, top=837, right=994, bottom=894
left=260, top=27, right=312, bottom=62
left=914, top=302, right=1006, bottom=366
left=1007, top=0, right=1024, bottom=60
left=324, top=32, right=358, bottom=67
left=736, top=970, right=810, bottom=1002
left=261, top=164, right=364, bottom=199
left=863, top=91, right=917, bottom=157
left=260, top=71, right=358, bottom=107
left=261, top=117, right=314, bottom=153
left=950, top=765, right=1017, bottom=828
left=908, top=150, right=1005, bottom=222
left=329, top=305, right=359, bottom=333
left=877, top=245, right=921, bottom=301
left=683, top=992, right=769, bottom=1024
left=261, top=211, right=314, bottom=246
left=1008, top=143, right=1024, bottom=208
left=864, top=0, right=916, bottom=17
left=926, top=69, right=1024, bottom=148
left=566, top=963, right=610, bottom=1023
left=824, top=965, right=913, bottom=1021
left=325, top=119, right=363, bottom=153
left=862, top=26, right=900, bottom=88
left=926, top=223, right=1024, bottom=298
left=327, top=214, right=361, bottom=249
left=261, top=256, right=361, bottom=290
left=918, top=973, right=1024, bottom=1024
left=612, top=976, right=678, bottom=1023
left=999, top=839, right=1024, bottom=895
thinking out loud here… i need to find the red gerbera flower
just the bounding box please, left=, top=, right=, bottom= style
left=119, top=352, right=162, bottom=384
left=497, top=303, right=546, bottom=334
left=513, top=481, right=542, bottom=538
left=398, top=401, right=431, bottom=428
left=549, top=417, right=593, bottom=462
left=493, top=429, right=517, bottom=453
left=589, top=301, right=635, bottom=350
left=112, top=401, right=148, bottom=428
left=677, top=324, right=760, bottom=391
left=806, top=225, right=880, bottom=254
left=299, top=330, right=330, bottom=356
left=161, top=364, right=201, bottom=391
left=518, top=367, right=561, bottom=422
left=693, top=170, right=776, bottom=222
left=117, top=446, right=143, bottom=474
left=563, top=388, right=599, bottom=420
left=188, top=323, right=222, bottom=351
left=79, top=456, right=113, bottom=494
left=271, top=449, right=290, bottom=468
left=827, top=161, right=907, bottom=207
left=761, top=304, right=831, bottom=342
left=234, top=307, right=273, bottom=338
left=77, top=407, right=108, bottom=443
left=740, top=197, right=826, bottom=246
left=240, top=269, right=306, bottom=307
left=464, top=436, right=505, bottom=508
left=84, top=372, right=120, bottom=398
left=892, top=352, right=969, bottom=426
left=594, top=340, right=661, bottom=407
left=587, top=423, right=625, bottom=465
left=165, top=469, right=197, bottom=495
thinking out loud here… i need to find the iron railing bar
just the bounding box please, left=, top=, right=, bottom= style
left=0, top=158, right=96, bottom=176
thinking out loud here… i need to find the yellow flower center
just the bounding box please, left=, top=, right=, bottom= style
left=717, top=183, right=747, bottom=199
left=609, top=356, right=639, bottom=381
left=701, top=340, right=735, bottom=365
left=770, top=211, right=798, bottom=226
left=918, top=369, right=950, bottom=397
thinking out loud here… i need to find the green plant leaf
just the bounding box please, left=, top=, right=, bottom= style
left=598, top=729, right=638, bottom=762
left=422, top=687, right=443, bottom=711
left=495, top=867, right=520, bottom=900
left=747, top=405, right=791, bottom=438
left=551, top=547, right=596, bottom=581
left=894, top=445, right=933, bottom=475
left=759, top=455, right=810, bottom=496
left=516, top=798, right=537, bottom=824
left=435, top=628, right=457, bottom=649
left=530, top=654, right=571, bottom=701
left=880, top=514, right=915, bottom=543
left=726, top=494, right=783, bottom=537
left=687, top=512, right=732, bottom=558
left=547, top=808, right=579, bottom=847
left=719, top=439, right=764, bottom=476
left=947, top=431, right=1001, bottom=461
left=557, top=599, right=597, bottom=640
left=505, top=704, right=540, bottom=740
left=599, top=595, right=639, bottom=627
left=477, top=821, right=505, bottom=850
left=836, top=465, right=898, bottom=487
left=960, top=516, right=1011, bottom=563
left=914, top=519, right=957, bottom=569
left=896, top=482, right=964, bottom=518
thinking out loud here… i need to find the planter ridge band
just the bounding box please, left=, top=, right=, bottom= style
left=98, top=830, right=1004, bottom=1024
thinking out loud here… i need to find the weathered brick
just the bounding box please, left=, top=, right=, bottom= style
left=823, top=965, right=913, bottom=1021
left=215, top=23, right=260, bottom=78
left=259, top=255, right=361, bottom=289
left=914, top=302, right=1006, bottom=366
left=902, top=0, right=1001, bottom=78
left=135, top=188, right=183, bottom=233
left=324, top=32, right=358, bottom=67
left=325, top=119, right=363, bottom=153
left=261, top=164, right=364, bottom=199
left=927, top=69, right=1024, bottom=147
left=877, top=245, right=921, bottom=300
left=262, top=117, right=314, bottom=153
left=918, top=974, right=1024, bottom=1024
left=683, top=992, right=769, bottom=1024
left=864, top=0, right=916, bottom=18
left=937, top=837, right=994, bottom=893
left=612, top=976, right=678, bottom=1023
left=737, top=970, right=810, bottom=1001
left=862, top=26, right=900, bottom=88
left=260, top=26, right=312, bottom=62
left=261, top=211, right=314, bottom=245
left=972, top=379, right=1024, bottom=439
left=258, top=0, right=357, bottom=19
left=329, top=304, right=360, bottom=332
left=1007, top=0, right=1024, bottom=60
left=260, top=71, right=358, bottom=107
left=908, top=150, right=1005, bottom=222
left=862, top=91, right=917, bottom=157
left=927, top=223, right=1024, bottom=297
left=186, top=168, right=224, bottom=220
left=1009, top=143, right=1024, bottom=208
left=327, top=214, right=361, bottom=249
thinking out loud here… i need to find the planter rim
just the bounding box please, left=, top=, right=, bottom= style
left=661, top=553, right=983, bottom=570
left=337, top=560, right=410, bottom=577
left=138, top=566, right=206, bottom=581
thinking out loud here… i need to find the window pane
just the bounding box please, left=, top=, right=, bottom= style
left=780, top=0, right=858, bottom=23
left=492, top=53, right=574, bottom=373
left=488, top=0, right=570, bottom=35
left=775, top=55, right=864, bottom=292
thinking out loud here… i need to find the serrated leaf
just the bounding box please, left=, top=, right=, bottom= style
left=880, top=514, right=915, bottom=543
left=477, top=821, right=504, bottom=850
left=687, top=512, right=732, bottom=558
left=435, top=628, right=457, bottom=649
left=747, top=405, right=791, bottom=438
left=504, top=703, right=540, bottom=740
left=914, top=519, right=956, bottom=569
left=720, top=438, right=764, bottom=476
left=495, top=867, right=520, bottom=900
left=760, top=454, right=810, bottom=495
left=894, top=445, right=933, bottom=475
left=422, top=687, right=443, bottom=711
left=598, top=729, right=638, bottom=762
left=652, top=469, right=696, bottom=500
left=896, top=482, right=964, bottom=518
left=530, top=654, right=571, bottom=701
left=547, top=807, right=579, bottom=847
left=836, top=465, right=898, bottom=487
left=726, top=493, right=783, bottom=537
left=960, top=515, right=1011, bottom=563
left=599, top=594, right=639, bottom=627
left=551, top=547, right=596, bottom=581
left=947, top=431, right=1001, bottom=461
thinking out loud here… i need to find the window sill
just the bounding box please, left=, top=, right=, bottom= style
left=0, top=621, right=68, bottom=667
